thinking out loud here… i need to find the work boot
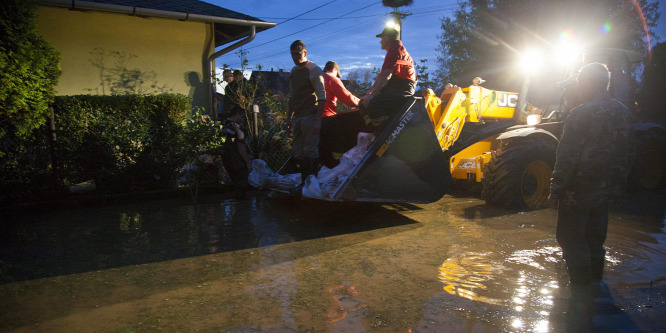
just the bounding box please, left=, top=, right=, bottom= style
left=566, top=288, right=594, bottom=333
left=308, top=158, right=320, bottom=177
left=567, top=265, right=592, bottom=286
left=590, top=257, right=605, bottom=283
left=300, top=158, right=319, bottom=181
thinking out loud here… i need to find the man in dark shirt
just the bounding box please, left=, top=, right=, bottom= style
left=287, top=40, right=326, bottom=183
left=360, top=28, right=416, bottom=127
left=222, top=69, right=236, bottom=115
left=222, top=107, right=252, bottom=199
left=548, top=63, right=633, bottom=298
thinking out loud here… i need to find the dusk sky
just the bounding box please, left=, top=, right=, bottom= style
left=205, top=0, right=666, bottom=80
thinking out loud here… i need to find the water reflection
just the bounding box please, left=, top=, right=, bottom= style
left=438, top=253, right=504, bottom=305
left=0, top=192, right=419, bottom=284
left=438, top=246, right=562, bottom=332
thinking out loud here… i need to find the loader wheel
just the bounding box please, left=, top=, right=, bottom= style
left=629, top=129, right=666, bottom=190
left=482, top=137, right=556, bottom=209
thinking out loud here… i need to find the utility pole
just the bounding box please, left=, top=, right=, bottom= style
left=390, top=11, right=409, bottom=40
left=382, top=0, right=412, bottom=40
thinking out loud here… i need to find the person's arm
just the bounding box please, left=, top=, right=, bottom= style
left=549, top=107, right=586, bottom=208
left=332, top=77, right=360, bottom=108
left=361, top=69, right=392, bottom=107
left=234, top=124, right=252, bottom=170
left=310, top=66, right=326, bottom=118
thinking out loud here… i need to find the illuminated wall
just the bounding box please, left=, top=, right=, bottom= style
left=36, top=6, right=214, bottom=110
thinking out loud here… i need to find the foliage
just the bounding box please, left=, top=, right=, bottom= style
left=346, top=67, right=377, bottom=99
left=435, top=0, right=660, bottom=95
left=176, top=110, right=225, bottom=202
left=415, top=59, right=437, bottom=95
left=52, top=94, right=190, bottom=192
left=256, top=91, right=292, bottom=171
left=0, top=0, right=61, bottom=145
left=382, top=0, right=413, bottom=8
left=0, top=122, right=54, bottom=205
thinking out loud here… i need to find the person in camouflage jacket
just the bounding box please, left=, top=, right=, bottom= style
left=548, top=62, right=634, bottom=290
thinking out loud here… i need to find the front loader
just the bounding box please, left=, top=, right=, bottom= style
left=290, top=48, right=665, bottom=208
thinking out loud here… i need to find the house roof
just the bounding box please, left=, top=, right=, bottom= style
left=38, top=0, right=276, bottom=47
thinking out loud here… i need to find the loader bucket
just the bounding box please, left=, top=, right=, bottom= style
left=316, top=97, right=452, bottom=203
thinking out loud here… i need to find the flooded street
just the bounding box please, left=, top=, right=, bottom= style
left=1, top=189, right=664, bottom=332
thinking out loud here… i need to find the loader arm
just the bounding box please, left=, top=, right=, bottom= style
left=425, top=86, right=519, bottom=151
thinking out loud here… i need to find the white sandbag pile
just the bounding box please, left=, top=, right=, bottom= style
left=303, top=132, right=375, bottom=199
left=248, top=132, right=375, bottom=198
left=248, top=159, right=301, bottom=192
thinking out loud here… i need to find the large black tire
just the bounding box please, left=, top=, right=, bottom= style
left=629, top=128, right=666, bottom=191
left=482, top=137, right=557, bottom=209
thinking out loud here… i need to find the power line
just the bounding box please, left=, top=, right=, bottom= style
left=256, top=4, right=457, bottom=22
left=275, top=0, right=340, bottom=25
left=245, top=1, right=383, bottom=50
left=258, top=13, right=386, bottom=21
left=219, top=2, right=459, bottom=67
left=248, top=17, right=386, bottom=63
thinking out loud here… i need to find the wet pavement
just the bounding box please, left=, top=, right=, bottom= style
left=0, top=189, right=664, bottom=332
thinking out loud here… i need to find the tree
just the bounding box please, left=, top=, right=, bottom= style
left=637, top=42, right=666, bottom=125
left=0, top=0, right=61, bottom=144
left=415, top=59, right=436, bottom=95
left=435, top=0, right=660, bottom=94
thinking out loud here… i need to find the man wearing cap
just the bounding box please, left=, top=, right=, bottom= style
left=556, top=75, right=582, bottom=121
left=360, top=27, right=417, bottom=127
left=222, top=69, right=236, bottom=116
left=287, top=40, right=326, bottom=183
left=548, top=63, right=633, bottom=305
left=320, top=61, right=360, bottom=168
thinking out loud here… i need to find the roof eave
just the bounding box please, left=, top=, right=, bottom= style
left=37, top=0, right=276, bottom=47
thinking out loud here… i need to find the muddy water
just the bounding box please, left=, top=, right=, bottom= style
left=0, top=190, right=664, bottom=332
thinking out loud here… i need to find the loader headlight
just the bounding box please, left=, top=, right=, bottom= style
left=519, top=50, right=543, bottom=74
left=527, top=114, right=542, bottom=126
left=554, top=42, right=583, bottom=67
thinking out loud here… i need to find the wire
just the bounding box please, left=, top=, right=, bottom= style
left=258, top=13, right=386, bottom=20
left=219, top=2, right=459, bottom=67
left=275, top=0, right=341, bottom=25
left=245, top=1, right=383, bottom=50
left=248, top=17, right=385, bottom=63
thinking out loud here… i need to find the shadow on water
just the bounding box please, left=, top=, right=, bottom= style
left=0, top=190, right=422, bottom=284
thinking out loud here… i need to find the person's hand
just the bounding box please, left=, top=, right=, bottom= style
left=548, top=193, right=559, bottom=210
left=360, top=95, right=371, bottom=108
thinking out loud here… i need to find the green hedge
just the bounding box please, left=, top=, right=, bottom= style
left=0, top=94, right=214, bottom=205
left=53, top=94, right=192, bottom=192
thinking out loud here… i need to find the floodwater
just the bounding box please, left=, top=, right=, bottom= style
left=0, top=189, right=664, bottom=332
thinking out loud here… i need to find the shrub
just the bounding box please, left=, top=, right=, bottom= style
left=52, top=94, right=191, bottom=192
left=0, top=0, right=61, bottom=146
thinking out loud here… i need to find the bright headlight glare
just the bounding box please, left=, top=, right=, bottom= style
left=520, top=50, right=543, bottom=74
left=527, top=114, right=542, bottom=126
left=555, top=43, right=583, bottom=66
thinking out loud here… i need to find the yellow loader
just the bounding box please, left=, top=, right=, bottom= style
left=299, top=48, right=665, bottom=208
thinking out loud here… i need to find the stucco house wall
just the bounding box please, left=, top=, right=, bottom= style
left=37, top=6, right=214, bottom=110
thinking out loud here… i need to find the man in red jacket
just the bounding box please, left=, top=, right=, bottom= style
left=320, top=61, right=360, bottom=167
left=360, top=27, right=416, bottom=128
